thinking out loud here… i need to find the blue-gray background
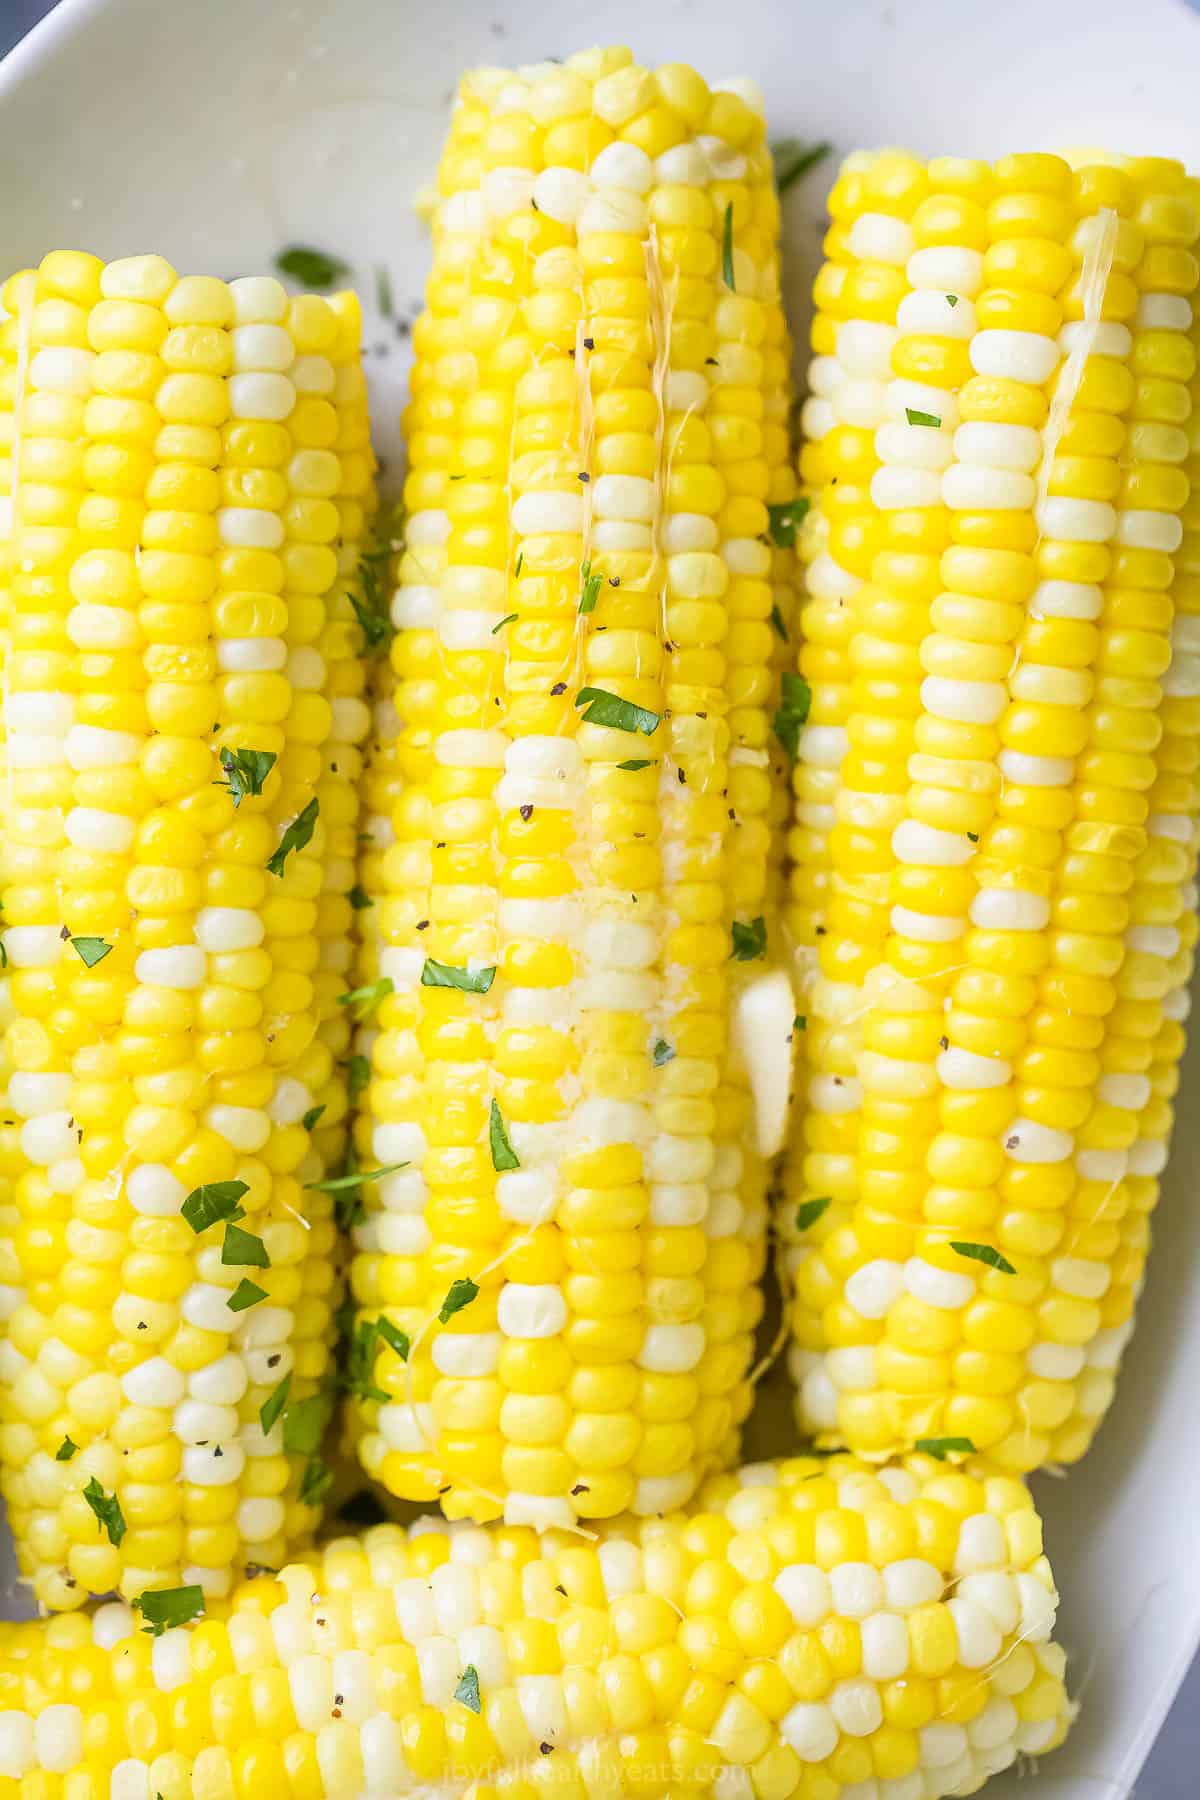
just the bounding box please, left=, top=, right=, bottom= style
left=0, top=0, right=1197, bottom=1790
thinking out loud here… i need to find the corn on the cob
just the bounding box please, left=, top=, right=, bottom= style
left=0, top=1454, right=1069, bottom=1798
left=350, top=47, right=800, bottom=1527
left=781, top=154, right=1200, bottom=1471
left=0, top=254, right=372, bottom=1607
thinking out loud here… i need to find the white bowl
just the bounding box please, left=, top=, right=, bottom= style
left=3, top=2, right=1200, bottom=1795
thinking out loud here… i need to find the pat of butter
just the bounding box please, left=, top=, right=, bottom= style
left=732, top=967, right=796, bottom=1159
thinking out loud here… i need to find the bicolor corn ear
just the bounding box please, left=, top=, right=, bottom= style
left=0, top=249, right=375, bottom=1609
left=0, top=1453, right=1073, bottom=1795
left=345, top=46, right=799, bottom=1529
left=779, top=149, right=1200, bottom=1474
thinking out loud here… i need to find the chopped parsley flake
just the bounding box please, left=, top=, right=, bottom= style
left=346, top=1054, right=371, bottom=1100
left=70, top=936, right=112, bottom=967
left=135, top=1585, right=205, bottom=1636
left=950, top=1241, right=1016, bottom=1275
left=578, top=560, right=603, bottom=615
left=773, top=671, right=813, bottom=761
left=276, top=245, right=350, bottom=289
left=767, top=496, right=810, bottom=548
left=227, top=1278, right=268, bottom=1313
left=769, top=604, right=789, bottom=642
left=905, top=407, right=942, bottom=428
left=438, top=1277, right=479, bottom=1323
left=795, top=1196, right=831, bottom=1231
left=731, top=916, right=768, bottom=962
left=617, top=760, right=653, bottom=772
left=489, top=1100, right=520, bottom=1172
left=421, top=959, right=496, bottom=993
left=348, top=885, right=374, bottom=911
left=455, top=1665, right=482, bottom=1713
left=299, top=1457, right=333, bottom=1507
left=181, top=1180, right=249, bottom=1234
left=282, top=1390, right=334, bottom=1458
left=574, top=687, right=660, bottom=736
left=215, top=747, right=275, bottom=807
left=221, top=1222, right=270, bottom=1269
left=83, top=1478, right=126, bottom=1547
left=722, top=202, right=736, bottom=291
left=338, top=977, right=394, bottom=1015
left=55, top=1437, right=77, bottom=1461
left=259, top=1372, right=291, bottom=1436
left=301, top=1104, right=326, bottom=1132
left=348, top=549, right=395, bottom=656
left=266, top=798, right=319, bottom=876
left=771, top=138, right=833, bottom=192
left=916, top=1437, right=977, bottom=1461
left=304, top=1160, right=409, bottom=1195
left=492, top=612, right=518, bottom=633
left=652, top=1039, right=675, bottom=1067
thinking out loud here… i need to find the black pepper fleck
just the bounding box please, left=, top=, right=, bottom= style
left=540, top=1744, right=553, bottom=1756
left=583, top=337, right=594, bottom=350
left=551, top=682, right=566, bottom=696
left=939, top=1036, right=949, bottom=1050
left=519, top=804, right=533, bottom=821
left=417, top=920, right=430, bottom=931
left=677, top=768, right=687, bottom=784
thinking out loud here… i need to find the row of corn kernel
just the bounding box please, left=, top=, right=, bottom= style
left=1065, top=195, right=1200, bottom=1444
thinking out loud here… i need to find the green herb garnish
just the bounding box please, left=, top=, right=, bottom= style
left=767, top=496, right=810, bottom=548
left=299, top=1457, right=334, bottom=1507
left=617, top=760, right=653, bottom=772
left=438, top=1278, right=479, bottom=1323
left=731, top=916, right=768, bottom=962
left=722, top=202, right=736, bottom=291
left=376, top=264, right=394, bottom=317
left=259, top=1372, right=292, bottom=1436
left=915, top=1438, right=977, bottom=1462
left=301, top=1105, right=326, bottom=1132
left=769, top=603, right=789, bottom=641
left=950, top=1242, right=1016, bottom=1275
left=55, top=1437, right=77, bottom=1461
left=905, top=408, right=942, bottom=428
left=282, top=1390, right=334, bottom=1458
left=215, top=747, right=276, bottom=807
left=181, top=1180, right=249, bottom=1234
left=266, top=798, right=319, bottom=876
left=773, top=671, right=813, bottom=761
left=492, top=612, right=518, bottom=633
left=83, top=1478, right=126, bottom=1546
left=455, top=1665, right=482, bottom=1713
left=795, top=1196, right=831, bottom=1231
left=421, top=959, right=496, bottom=994
left=135, top=1585, right=205, bottom=1636
left=70, top=936, right=111, bottom=968
left=338, top=977, right=394, bottom=1016
left=574, top=687, right=660, bottom=736
left=771, top=138, right=832, bottom=193
left=277, top=245, right=350, bottom=290
left=489, top=1100, right=520, bottom=1172
left=304, top=1160, right=409, bottom=1194
left=346, top=1054, right=371, bottom=1100
left=578, top=560, right=603, bottom=616
left=221, top=1222, right=270, bottom=1269
left=227, top=1278, right=268, bottom=1313
left=349, top=885, right=374, bottom=911
left=652, top=1039, right=675, bottom=1067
